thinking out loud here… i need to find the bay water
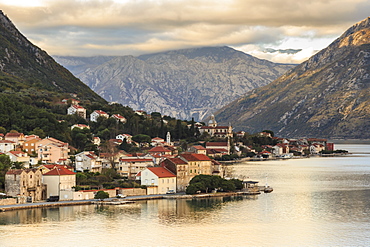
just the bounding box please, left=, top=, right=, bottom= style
left=0, top=144, right=369, bottom=246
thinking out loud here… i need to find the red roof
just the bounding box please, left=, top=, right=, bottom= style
left=180, top=153, right=211, bottom=161
left=5, top=132, right=23, bottom=138
left=120, top=158, right=152, bottom=162
left=206, top=142, right=228, bottom=147
left=166, top=157, right=187, bottom=165
left=191, top=145, right=206, bottom=150
left=147, top=167, right=176, bottom=178
left=94, top=110, right=108, bottom=115
left=71, top=104, right=84, bottom=109
left=148, top=146, right=171, bottom=152
left=43, top=167, right=75, bottom=176
left=8, top=151, right=26, bottom=156
left=0, top=140, right=15, bottom=144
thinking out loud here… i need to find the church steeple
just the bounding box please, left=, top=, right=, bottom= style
left=208, top=114, right=217, bottom=127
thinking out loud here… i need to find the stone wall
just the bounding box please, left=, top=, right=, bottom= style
left=0, top=198, right=17, bottom=206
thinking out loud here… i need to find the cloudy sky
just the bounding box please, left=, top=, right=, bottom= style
left=1, top=0, right=369, bottom=63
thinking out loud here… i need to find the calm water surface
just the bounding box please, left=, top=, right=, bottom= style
left=1, top=144, right=369, bottom=246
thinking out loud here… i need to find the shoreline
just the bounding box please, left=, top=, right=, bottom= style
left=0, top=192, right=259, bottom=212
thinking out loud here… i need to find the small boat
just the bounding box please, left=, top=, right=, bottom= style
left=264, top=186, right=273, bottom=193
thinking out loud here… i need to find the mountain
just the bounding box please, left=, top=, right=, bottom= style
left=0, top=10, right=105, bottom=103
left=215, top=17, right=370, bottom=139
left=54, top=47, right=295, bottom=121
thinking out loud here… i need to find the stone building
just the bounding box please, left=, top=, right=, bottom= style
left=5, top=169, right=44, bottom=203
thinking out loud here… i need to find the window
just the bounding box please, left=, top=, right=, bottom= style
left=151, top=179, right=154, bottom=184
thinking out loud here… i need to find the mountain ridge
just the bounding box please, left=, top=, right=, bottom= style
left=215, top=16, right=370, bottom=139
left=55, top=46, right=295, bottom=121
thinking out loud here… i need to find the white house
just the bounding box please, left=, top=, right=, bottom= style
left=118, top=157, right=155, bottom=179
left=140, top=167, right=176, bottom=194
left=116, top=134, right=133, bottom=143
left=75, top=151, right=102, bottom=172
left=111, top=114, right=127, bottom=123
left=90, top=110, right=109, bottom=122
left=67, top=105, right=86, bottom=119
left=0, top=140, right=16, bottom=153
left=43, top=166, right=76, bottom=201
left=6, top=151, right=30, bottom=168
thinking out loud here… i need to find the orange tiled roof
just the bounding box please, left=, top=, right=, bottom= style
left=147, top=167, right=176, bottom=178
left=43, top=167, right=75, bottom=176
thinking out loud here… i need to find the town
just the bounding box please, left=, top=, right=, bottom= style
left=0, top=98, right=339, bottom=206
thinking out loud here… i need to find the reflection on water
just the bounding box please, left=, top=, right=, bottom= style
left=0, top=144, right=370, bottom=247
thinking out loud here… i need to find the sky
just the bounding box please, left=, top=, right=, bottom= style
left=0, top=0, right=369, bottom=64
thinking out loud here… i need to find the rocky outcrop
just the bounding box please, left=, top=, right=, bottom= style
left=55, top=47, right=294, bottom=121
left=215, top=17, right=370, bottom=139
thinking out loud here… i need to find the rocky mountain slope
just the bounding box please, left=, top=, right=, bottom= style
left=0, top=10, right=105, bottom=103
left=215, top=17, right=370, bottom=139
left=55, top=47, right=294, bottom=121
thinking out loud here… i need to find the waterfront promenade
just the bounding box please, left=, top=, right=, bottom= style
left=0, top=192, right=258, bottom=212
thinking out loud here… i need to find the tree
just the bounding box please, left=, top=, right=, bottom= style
left=262, top=130, right=274, bottom=137
left=94, top=190, right=109, bottom=200
left=0, top=154, right=13, bottom=190
left=132, top=134, right=151, bottom=144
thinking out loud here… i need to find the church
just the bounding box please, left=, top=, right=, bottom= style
left=198, top=115, right=233, bottom=138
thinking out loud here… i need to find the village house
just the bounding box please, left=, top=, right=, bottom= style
left=22, top=136, right=42, bottom=155
left=118, top=157, right=155, bottom=179
left=5, top=169, right=44, bottom=203
left=5, top=132, right=25, bottom=146
left=160, top=157, right=188, bottom=192
left=0, top=140, right=16, bottom=153
left=93, top=136, right=101, bottom=146
left=116, top=134, right=133, bottom=144
left=111, top=114, right=127, bottom=123
left=140, top=167, right=176, bottom=195
left=36, top=137, right=69, bottom=164
left=187, top=145, right=207, bottom=155
left=151, top=137, right=165, bottom=146
left=38, top=164, right=74, bottom=174
left=205, top=142, right=230, bottom=156
left=71, top=124, right=90, bottom=130
left=148, top=146, right=173, bottom=156
left=90, top=110, right=109, bottom=122
left=67, top=105, right=86, bottom=119
left=43, top=166, right=76, bottom=201
left=6, top=151, right=30, bottom=168
left=62, top=98, right=80, bottom=105
left=75, top=151, right=102, bottom=172
left=160, top=153, right=219, bottom=192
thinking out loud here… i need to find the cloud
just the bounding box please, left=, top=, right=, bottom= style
left=0, top=0, right=369, bottom=61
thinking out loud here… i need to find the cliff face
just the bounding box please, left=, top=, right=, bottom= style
left=215, top=17, right=370, bottom=139
left=0, top=10, right=104, bottom=103
left=55, top=47, right=294, bottom=121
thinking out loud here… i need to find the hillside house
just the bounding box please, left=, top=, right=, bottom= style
left=75, top=151, right=102, bottom=172
left=90, top=110, right=109, bottom=122
left=0, top=140, right=16, bottom=153
left=36, top=137, right=69, bottom=164
left=67, top=105, right=86, bottom=119
left=116, top=134, right=133, bottom=144
left=140, top=167, right=176, bottom=195
left=5, top=132, right=25, bottom=146
left=71, top=124, right=90, bottom=130
left=6, top=151, right=30, bottom=168
left=111, top=114, right=127, bottom=123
